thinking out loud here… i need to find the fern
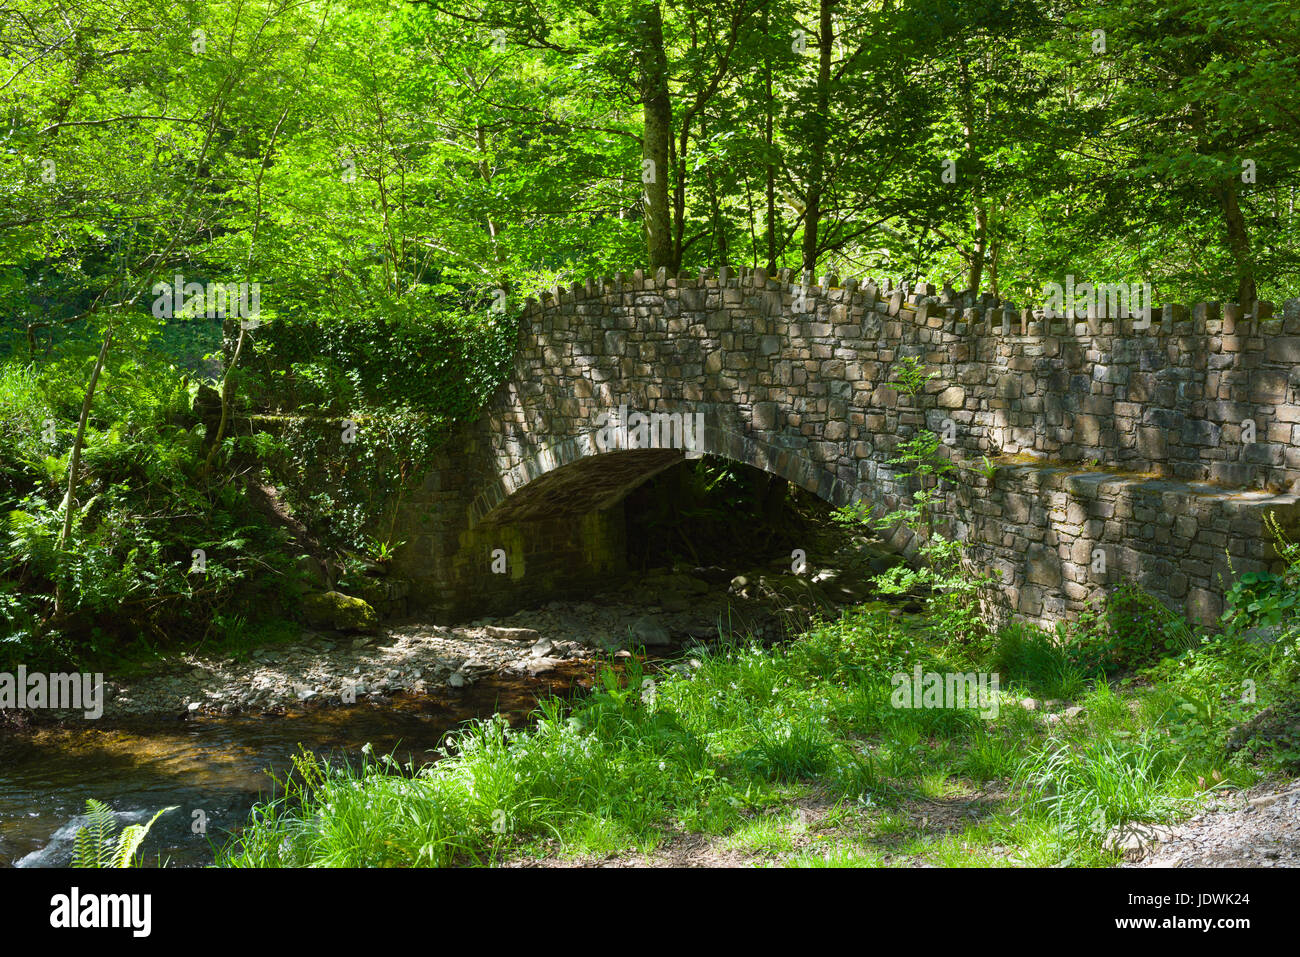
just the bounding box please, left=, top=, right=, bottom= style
left=71, top=800, right=177, bottom=868
left=71, top=799, right=117, bottom=867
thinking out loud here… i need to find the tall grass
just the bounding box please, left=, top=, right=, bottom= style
left=990, top=624, right=1088, bottom=700
left=1014, top=733, right=1196, bottom=839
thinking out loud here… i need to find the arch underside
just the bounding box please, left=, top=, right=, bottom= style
left=471, top=424, right=874, bottom=528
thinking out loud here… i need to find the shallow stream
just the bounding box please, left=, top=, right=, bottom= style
left=0, top=662, right=598, bottom=867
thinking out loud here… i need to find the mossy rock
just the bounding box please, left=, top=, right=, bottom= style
left=302, top=591, right=379, bottom=633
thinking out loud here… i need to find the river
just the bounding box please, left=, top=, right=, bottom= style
left=0, top=663, right=599, bottom=867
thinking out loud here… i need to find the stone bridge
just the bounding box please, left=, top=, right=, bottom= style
left=391, top=266, right=1300, bottom=629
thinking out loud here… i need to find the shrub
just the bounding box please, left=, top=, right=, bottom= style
left=1068, top=583, right=1196, bottom=674
left=0, top=353, right=301, bottom=666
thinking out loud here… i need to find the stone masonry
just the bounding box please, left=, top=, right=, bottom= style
left=391, top=266, right=1300, bottom=629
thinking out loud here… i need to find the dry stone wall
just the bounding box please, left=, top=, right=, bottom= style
left=393, top=266, right=1300, bottom=628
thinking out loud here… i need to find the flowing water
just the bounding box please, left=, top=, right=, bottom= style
left=0, top=662, right=600, bottom=868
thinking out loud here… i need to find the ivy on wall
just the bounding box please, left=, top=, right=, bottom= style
left=244, top=294, right=520, bottom=552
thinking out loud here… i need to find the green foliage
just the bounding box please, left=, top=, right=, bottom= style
left=788, top=606, right=923, bottom=684
left=991, top=624, right=1088, bottom=701
left=0, top=352, right=302, bottom=667
left=834, top=357, right=991, bottom=645
left=216, top=571, right=1300, bottom=868
left=1068, top=583, right=1199, bottom=675
left=1223, top=571, right=1295, bottom=630
left=72, top=800, right=176, bottom=868
left=218, top=614, right=922, bottom=867
left=242, top=299, right=518, bottom=551
left=1015, top=733, right=1195, bottom=841
left=888, top=356, right=931, bottom=398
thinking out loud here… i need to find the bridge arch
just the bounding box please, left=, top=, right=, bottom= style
left=469, top=420, right=873, bottom=525
left=391, top=267, right=1300, bottom=626
left=432, top=417, right=921, bottom=617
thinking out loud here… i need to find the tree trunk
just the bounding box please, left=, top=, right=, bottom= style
left=1219, top=179, right=1257, bottom=303
left=708, top=167, right=728, bottom=266
left=639, top=2, right=673, bottom=271
left=988, top=225, right=1000, bottom=299
left=765, top=22, right=777, bottom=273
left=800, top=0, right=835, bottom=275
left=672, top=123, right=688, bottom=268
left=55, top=322, right=113, bottom=614
left=959, top=57, right=985, bottom=298
left=968, top=206, right=987, bottom=295
left=476, top=123, right=505, bottom=270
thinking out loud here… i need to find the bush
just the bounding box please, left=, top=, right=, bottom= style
left=243, top=295, right=518, bottom=551
left=0, top=353, right=300, bottom=667
left=1222, top=570, right=1297, bottom=633
left=1068, top=583, right=1196, bottom=674
left=787, top=606, right=923, bottom=684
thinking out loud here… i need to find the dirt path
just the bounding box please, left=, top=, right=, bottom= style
left=1127, top=781, right=1300, bottom=868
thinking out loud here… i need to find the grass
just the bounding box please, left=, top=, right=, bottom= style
left=991, top=623, right=1089, bottom=700
left=216, top=595, right=1300, bottom=868
left=1015, top=733, right=1197, bottom=840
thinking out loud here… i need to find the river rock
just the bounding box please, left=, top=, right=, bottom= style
left=302, top=591, right=379, bottom=633
left=483, top=626, right=541, bottom=642
left=512, top=656, right=563, bottom=675
left=630, top=616, right=672, bottom=647
left=1104, top=822, right=1176, bottom=861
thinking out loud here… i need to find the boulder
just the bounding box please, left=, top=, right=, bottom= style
left=301, top=591, right=379, bottom=634
left=629, top=616, right=672, bottom=647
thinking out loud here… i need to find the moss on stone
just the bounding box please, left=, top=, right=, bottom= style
left=302, top=591, right=379, bottom=633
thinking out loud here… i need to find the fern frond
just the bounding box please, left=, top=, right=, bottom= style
left=72, top=801, right=178, bottom=868
left=110, top=806, right=178, bottom=868
left=72, top=798, right=117, bottom=868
